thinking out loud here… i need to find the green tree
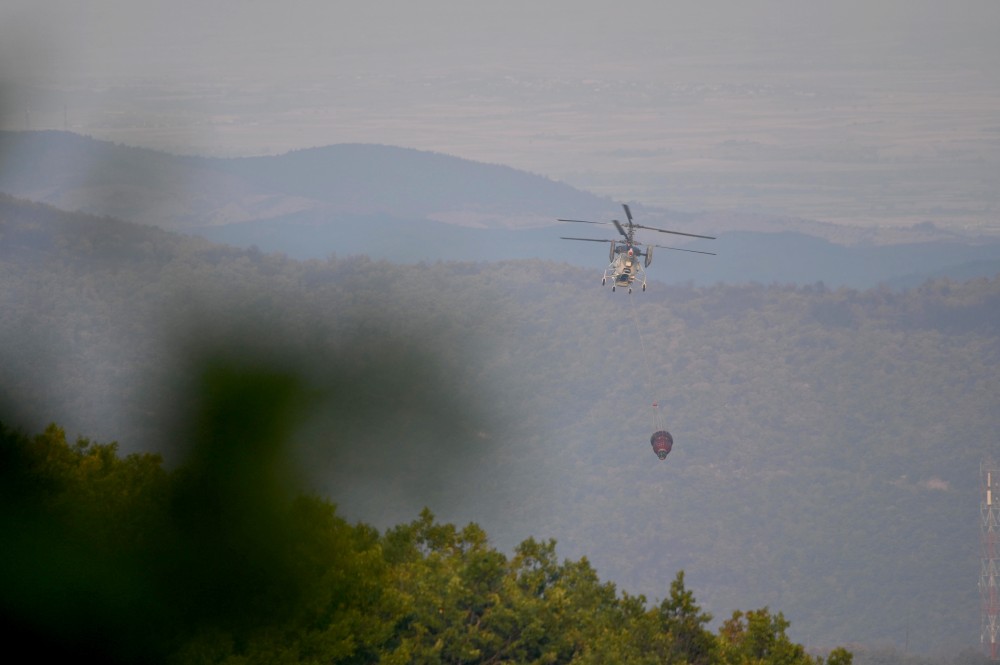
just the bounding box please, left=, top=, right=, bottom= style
left=0, top=422, right=171, bottom=662
left=719, top=608, right=817, bottom=665
left=658, top=570, right=718, bottom=665
left=823, top=647, right=853, bottom=665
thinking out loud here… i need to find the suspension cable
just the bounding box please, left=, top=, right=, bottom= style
left=627, top=291, right=654, bottom=392
left=628, top=292, right=666, bottom=432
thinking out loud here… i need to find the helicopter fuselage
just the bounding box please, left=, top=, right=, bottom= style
left=558, top=203, right=715, bottom=294
left=604, top=245, right=646, bottom=293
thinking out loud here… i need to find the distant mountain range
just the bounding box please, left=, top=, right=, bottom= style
left=3, top=191, right=998, bottom=654
left=0, top=130, right=616, bottom=229
left=1, top=130, right=998, bottom=288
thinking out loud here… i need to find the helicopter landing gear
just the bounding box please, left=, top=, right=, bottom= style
left=642, top=283, right=646, bottom=292
left=612, top=285, right=616, bottom=292
left=628, top=287, right=632, bottom=294
left=602, top=277, right=606, bottom=286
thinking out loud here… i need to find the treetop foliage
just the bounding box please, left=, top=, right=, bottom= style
left=0, top=413, right=847, bottom=665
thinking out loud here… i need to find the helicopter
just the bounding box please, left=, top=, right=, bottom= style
left=559, top=204, right=716, bottom=293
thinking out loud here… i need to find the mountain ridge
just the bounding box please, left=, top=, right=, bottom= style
left=2, top=130, right=1000, bottom=289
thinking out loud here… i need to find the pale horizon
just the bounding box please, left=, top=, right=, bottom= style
left=2, top=0, right=998, bottom=230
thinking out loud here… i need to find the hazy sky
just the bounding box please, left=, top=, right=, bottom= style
left=3, top=1, right=999, bottom=228
left=5, top=1, right=999, bottom=79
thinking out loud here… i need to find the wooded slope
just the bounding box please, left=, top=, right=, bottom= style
left=1, top=194, right=997, bottom=653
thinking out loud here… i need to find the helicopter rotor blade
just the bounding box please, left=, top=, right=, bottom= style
left=623, top=203, right=633, bottom=223
left=560, top=236, right=614, bottom=243
left=557, top=218, right=606, bottom=225
left=612, top=219, right=628, bottom=238
left=651, top=243, right=717, bottom=256
left=634, top=224, right=716, bottom=240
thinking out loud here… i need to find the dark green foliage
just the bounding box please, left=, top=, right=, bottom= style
left=659, top=571, right=718, bottom=665
left=0, top=423, right=170, bottom=662
left=162, top=362, right=315, bottom=638
left=718, top=608, right=813, bottom=665
left=0, top=416, right=845, bottom=663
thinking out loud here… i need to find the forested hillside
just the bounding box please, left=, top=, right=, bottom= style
left=1, top=194, right=999, bottom=655
left=1, top=420, right=851, bottom=664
